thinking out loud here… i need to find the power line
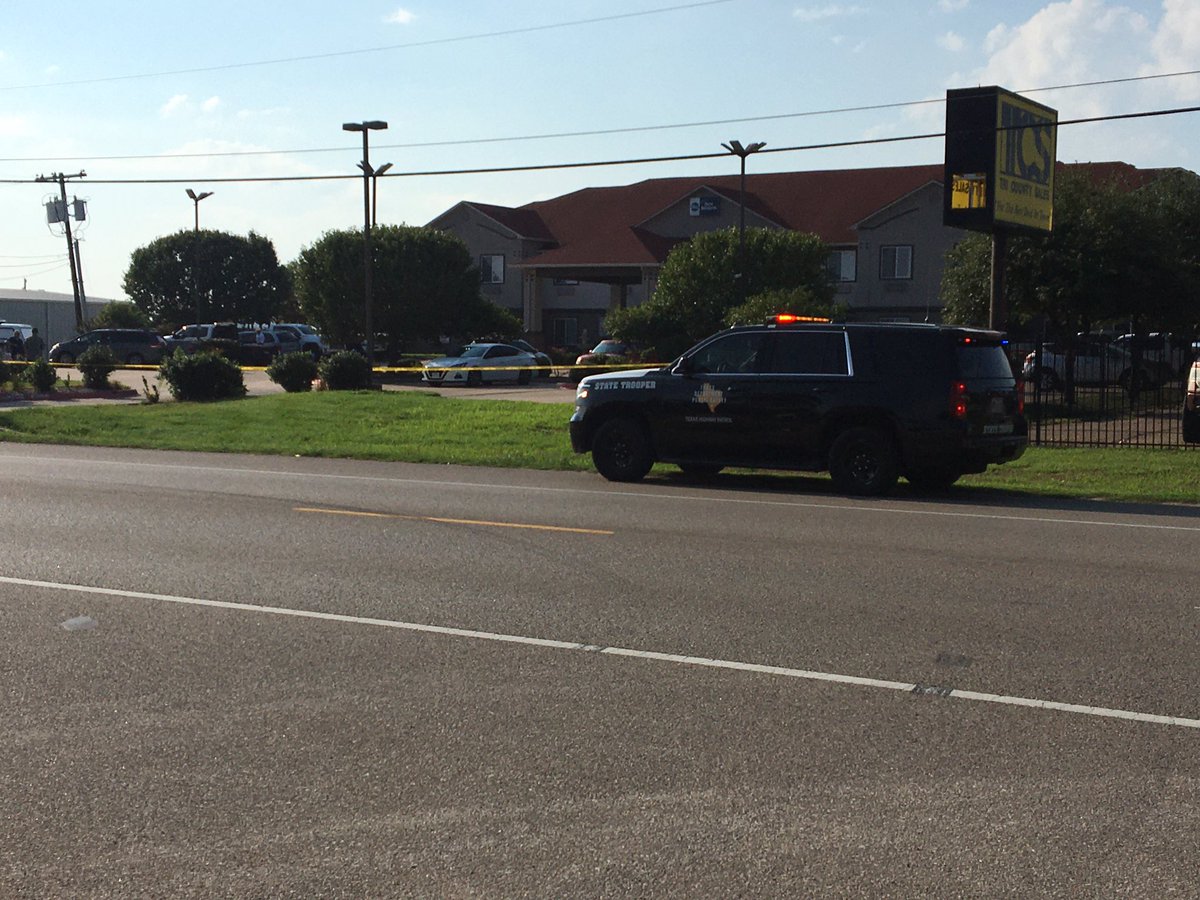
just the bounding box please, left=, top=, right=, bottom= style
left=0, top=0, right=735, bottom=92
left=0, top=105, right=1196, bottom=187
left=2, top=68, right=1198, bottom=166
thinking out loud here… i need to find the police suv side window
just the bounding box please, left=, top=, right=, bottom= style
left=688, top=333, right=768, bottom=374
left=769, top=331, right=850, bottom=375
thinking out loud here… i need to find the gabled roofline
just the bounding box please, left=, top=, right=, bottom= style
left=426, top=201, right=521, bottom=239
left=633, top=184, right=786, bottom=230
left=854, top=180, right=943, bottom=230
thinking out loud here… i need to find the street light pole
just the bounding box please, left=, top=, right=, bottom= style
left=343, top=120, right=388, bottom=377
left=186, top=189, right=213, bottom=232
left=721, top=140, right=766, bottom=306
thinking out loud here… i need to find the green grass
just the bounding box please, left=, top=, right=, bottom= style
left=0, top=391, right=1195, bottom=504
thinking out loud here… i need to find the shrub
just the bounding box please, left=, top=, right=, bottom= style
left=77, top=345, right=119, bottom=389
left=266, top=351, right=319, bottom=393
left=318, top=350, right=373, bottom=390
left=158, top=349, right=247, bottom=401
left=22, top=358, right=57, bottom=393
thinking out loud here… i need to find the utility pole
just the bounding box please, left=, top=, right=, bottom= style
left=35, top=171, right=87, bottom=328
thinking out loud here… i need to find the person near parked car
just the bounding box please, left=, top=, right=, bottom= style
left=7, top=330, right=25, bottom=360
left=23, top=328, right=44, bottom=361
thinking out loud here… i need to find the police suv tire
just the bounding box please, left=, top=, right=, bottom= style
left=828, top=426, right=899, bottom=496
left=592, top=418, right=653, bottom=482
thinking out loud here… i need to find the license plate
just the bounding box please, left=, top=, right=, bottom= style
left=983, top=421, right=1014, bottom=435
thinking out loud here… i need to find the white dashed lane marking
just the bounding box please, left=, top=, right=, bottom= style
left=6, top=574, right=1198, bottom=731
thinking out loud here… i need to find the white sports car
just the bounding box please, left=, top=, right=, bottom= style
left=421, top=343, right=539, bottom=385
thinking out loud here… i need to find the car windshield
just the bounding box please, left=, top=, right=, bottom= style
left=592, top=341, right=626, bottom=354
left=459, top=345, right=490, bottom=358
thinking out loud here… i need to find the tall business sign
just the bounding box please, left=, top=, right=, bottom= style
left=943, top=86, right=1057, bottom=329
left=943, top=86, right=1057, bottom=235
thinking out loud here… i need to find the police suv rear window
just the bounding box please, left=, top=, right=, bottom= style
left=955, top=342, right=1014, bottom=380
left=769, top=331, right=849, bottom=375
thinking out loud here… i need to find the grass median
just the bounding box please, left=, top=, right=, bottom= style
left=0, top=390, right=1195, bottom=504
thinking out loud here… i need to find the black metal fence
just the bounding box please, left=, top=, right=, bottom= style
left=1009, top=335, right=1196, bottom=449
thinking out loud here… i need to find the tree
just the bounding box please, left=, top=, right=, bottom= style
left=87, top=300, right=151, bottom=330
left=123, top=230, right=290, bottom=328
left=292, top=225, right=515, bottom=351
left=939, top=167, right=1200, bottom=335
left=606, top=227, right=835, bottom=359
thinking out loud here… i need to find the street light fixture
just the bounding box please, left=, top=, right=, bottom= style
left=370, top=162, right=393, bottom=226
left=720, top=140, right=766, bottom=305
left=185, top=188, right=214, bottom=232
left=343, top=120, right=388, bottom=376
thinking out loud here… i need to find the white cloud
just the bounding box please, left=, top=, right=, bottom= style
left=792, top=5, right=867, bottom=23
left=201, top=96, right=221, bottom=113
left=938, top=0, right=969, bottom=11
left=938, top=31, right=965, bottom=52
left=1147, top=0, right=1200, bottom=99
left=384, top=8, right=416, bottom=25
left=975, top=0, right=1150, bottom=115
left=160, top=94, right=189, bottom=117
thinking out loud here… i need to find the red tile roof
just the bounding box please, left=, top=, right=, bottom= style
left=466, top=161, right=1167, bottom=270
left=513, top=164, right=945, bottom=268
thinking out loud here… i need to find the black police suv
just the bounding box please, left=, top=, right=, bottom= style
left=569, top=317, right=1028, bottom=496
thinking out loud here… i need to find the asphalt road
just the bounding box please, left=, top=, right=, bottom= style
left=2, top=444, right=1198, bottom=897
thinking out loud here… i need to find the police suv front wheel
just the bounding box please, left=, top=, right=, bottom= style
left=592, top=418, right=653, bottom=482
left=828, top=426, right=899, bottom=496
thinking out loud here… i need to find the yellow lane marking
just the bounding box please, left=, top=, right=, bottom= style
left=294, top=506, right=613, bottom=535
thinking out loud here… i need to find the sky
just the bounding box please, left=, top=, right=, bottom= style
left=2, top=0, right=1198, bottom=304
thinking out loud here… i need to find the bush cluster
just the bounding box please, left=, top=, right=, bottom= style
left=318, top=350, right=373, bottom=390
left=266, top=351, right=319, bottom=393
left=23, top=358, right=57, bottom=393
left=77, top=345, right=119, bottom=390
left=158, top=349, right=246, bottom=401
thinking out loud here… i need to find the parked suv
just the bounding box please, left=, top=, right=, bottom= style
left=270, top=323, right=328, bottom=359
left=49, top=328, right=167, bottom=365
left=569, top=317, right=1027, bottom=495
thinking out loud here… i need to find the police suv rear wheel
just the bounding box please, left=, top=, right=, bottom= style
left=828, top=426, right=899, bottom=496
left=592, top=418, right=653, bottom=482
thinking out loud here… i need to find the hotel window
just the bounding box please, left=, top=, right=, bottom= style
left=826, top=249, right=857, bottom=283
left=879, top=245, right=912, bottom=280
left=480, top=254, right=505, bottom=284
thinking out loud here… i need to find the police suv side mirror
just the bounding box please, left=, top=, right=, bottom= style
left=672, top=356, right=694, bottom=376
